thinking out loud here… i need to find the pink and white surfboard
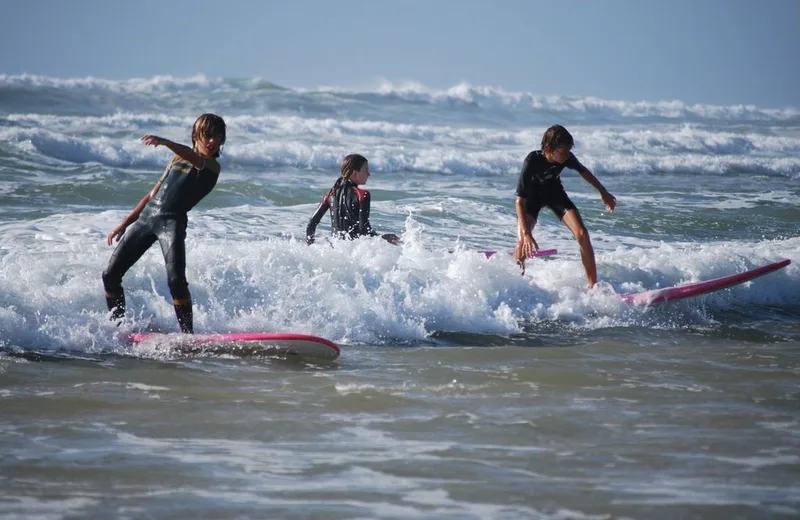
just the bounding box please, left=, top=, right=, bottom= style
left=478, top=248, right=558, bottom=259
left=622, top=258, right=791, bottom=306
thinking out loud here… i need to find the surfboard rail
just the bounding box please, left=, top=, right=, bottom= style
left=622, top=258, right=791, bottom=306
left=129, top=332, right=341, bottom=360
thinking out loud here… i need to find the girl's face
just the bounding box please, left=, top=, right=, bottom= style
left=350, top=162, right=370, bottom=185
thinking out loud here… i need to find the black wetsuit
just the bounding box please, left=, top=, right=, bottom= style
left=102, top=156, right=219, bottom=332
left=306, top=179, right=377, bottom=243
left=516, top=150, right=587, bottom=220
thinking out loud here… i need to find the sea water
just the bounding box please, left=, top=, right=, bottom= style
left=1, top=74, right=799, bottom=519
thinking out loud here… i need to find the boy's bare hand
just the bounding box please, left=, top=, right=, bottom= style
left=141, top=135, right=162, bottom=147
left=107, top=225, right=126, bottom=246
left=601, top=191, right=617, bottom=212
left=516, top=234, right=539, bottom=261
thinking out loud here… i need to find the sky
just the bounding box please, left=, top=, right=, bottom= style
left=2, top=0, right=799, bottom=109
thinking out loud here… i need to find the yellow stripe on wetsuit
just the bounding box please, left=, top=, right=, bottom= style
left=170, top=156, right=194, bottom=174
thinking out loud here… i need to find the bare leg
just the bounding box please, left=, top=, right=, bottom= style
left=562, top=209, right=597, bottom=288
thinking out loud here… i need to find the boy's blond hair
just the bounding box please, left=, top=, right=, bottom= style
left=192, top=113, right=227, bottom=157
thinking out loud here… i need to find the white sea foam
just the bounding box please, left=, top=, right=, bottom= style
left=0, top=73, right=224, bottom=93
left=0, top=210, right=797, bottom=355
left=3, top=113, right=799, bottom=177
left=3, top=74, right=798, bottom=122
left=318, top=79, right=800, bottom=122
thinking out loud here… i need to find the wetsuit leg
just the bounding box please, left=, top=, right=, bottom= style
left=156, top=218, right=193, bottom=333
left=545, top=186, right=578, bottom=220
left=102, top=220, right=157, bottom=321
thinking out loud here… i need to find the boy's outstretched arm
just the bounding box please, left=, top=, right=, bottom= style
left=577, top=168, right=616, bottom=212
left=141, top=135, right=220, bottom=173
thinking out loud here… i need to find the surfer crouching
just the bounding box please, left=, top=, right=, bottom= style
left=514, top=125, right=616, bottom=288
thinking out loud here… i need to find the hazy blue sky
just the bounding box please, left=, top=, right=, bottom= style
left=3, top=0, right=799, bottom=108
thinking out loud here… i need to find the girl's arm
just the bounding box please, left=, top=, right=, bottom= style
left=357, top=191, right=400, bottom=244
left=360, top=192, right=377, bottom=237
left=306, top=194, right=331, bottom=245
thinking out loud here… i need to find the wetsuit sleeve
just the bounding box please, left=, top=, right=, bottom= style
left=305, top=193, right=330, bottom=244
left=515, top=152, right=536, bottom=198
left=566, top=152, right=588, bottom=173
left=359, top=190, right=377, bottom=236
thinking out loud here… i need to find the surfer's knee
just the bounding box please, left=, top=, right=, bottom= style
left=563, top=211, right=591, bottom=245
left=574, top=226, right=590, bottom=245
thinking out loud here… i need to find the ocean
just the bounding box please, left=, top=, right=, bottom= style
left=1, top=74, right=799, bottom=519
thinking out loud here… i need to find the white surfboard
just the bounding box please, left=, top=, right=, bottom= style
left=129, top=332, right=341, bottom=360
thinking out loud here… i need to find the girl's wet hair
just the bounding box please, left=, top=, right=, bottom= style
left=339, top=154, right=368, bottom=179
left=333, top=153, right=368, bottom=190
left=541, top=124, right=573, bottom=151
left=192, top=113, right=227, bottom=157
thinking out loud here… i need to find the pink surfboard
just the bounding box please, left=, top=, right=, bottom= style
left=479, top=248, right=558, bottom=259
left=129, top=332, right=341, bottom=360
left=622, top=258, right=791, bottom=306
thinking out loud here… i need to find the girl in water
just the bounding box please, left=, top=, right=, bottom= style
left=305, top=153, right=400, bottom=245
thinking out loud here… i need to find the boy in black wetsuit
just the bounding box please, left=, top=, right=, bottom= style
left=515, top=125, right=616, bottom=288
left=102, top=113, right=226, bottom=333
left=305, top=153, right=400, bottom=245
